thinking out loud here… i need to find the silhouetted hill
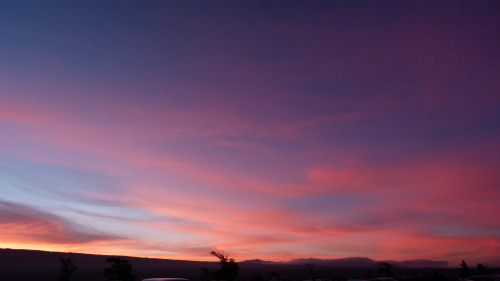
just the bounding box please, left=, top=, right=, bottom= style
left=0, top=248, right=218, bottom=281
left=1, top=249, right=498, bottom=281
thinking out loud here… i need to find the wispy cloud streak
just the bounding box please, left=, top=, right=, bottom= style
left=1, top=0, right=499, bottom=266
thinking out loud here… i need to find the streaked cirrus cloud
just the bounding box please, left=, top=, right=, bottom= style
left=1, top=0, right=499, bottom=266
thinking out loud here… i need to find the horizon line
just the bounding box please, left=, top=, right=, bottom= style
left=1, top=247, right=476, bottom=268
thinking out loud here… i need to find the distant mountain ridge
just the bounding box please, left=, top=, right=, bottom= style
left=1, top=248, right=448, bottom=268
left=241, top=257, right=449, bottom=268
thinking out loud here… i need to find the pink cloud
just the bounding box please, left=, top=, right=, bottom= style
left=1, top=1, right=499, bottom=264
left=0, top=201, right=124, bottom=245
left=2, top=93, right=498, bottom=263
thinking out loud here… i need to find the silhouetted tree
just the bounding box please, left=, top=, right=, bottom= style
left=477, top=263, right=488, bottom=275
left=210, top=251, right=239, bottom=281
left=103, top=257, right=136, bottom=281
left=305, top=263, right=316, bottom=281
left=377, top=262, right=393, bottom=277
left=59, top=257, right=77, bottom=281
left=460, top=260, right=470, bottom=279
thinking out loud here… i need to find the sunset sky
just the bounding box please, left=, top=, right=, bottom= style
left=1, top=1, right=499, bottom=267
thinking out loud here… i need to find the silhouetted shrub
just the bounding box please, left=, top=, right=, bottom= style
left=103, top=257, right=136, bottom=281
left=59, top=257, right=77, bottom=281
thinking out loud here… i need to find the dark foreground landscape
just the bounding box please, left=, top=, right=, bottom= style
left=1, top=249, right=498, bottom=281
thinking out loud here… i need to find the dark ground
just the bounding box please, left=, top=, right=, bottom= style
left=1, top=249, right=498, bottom=281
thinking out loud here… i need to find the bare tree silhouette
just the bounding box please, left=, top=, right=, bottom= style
left=460, top=260, right=470, bottom=279
left=210, top=251, right=239, bottom=281
left=103, top=257, right=136, bottom=281
left=59, top=257, right=77, bottom=281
